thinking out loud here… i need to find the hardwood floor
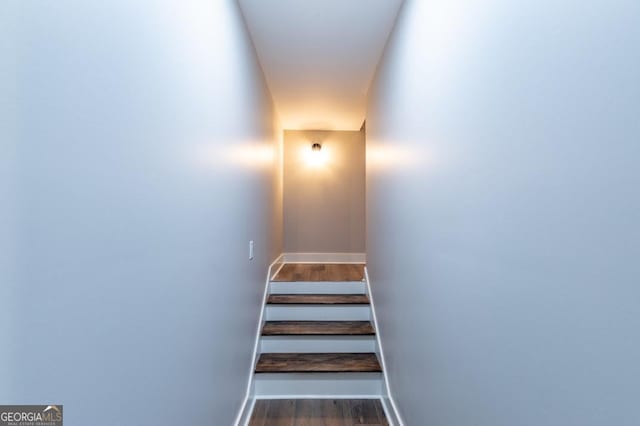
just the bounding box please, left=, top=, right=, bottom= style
left=255, top=353, right=382, bottom=373
left=249, top=399, right=389, bottom=426
left=262, top=321, right=375, bottom=336
left=273, top=264, right=365, bottom=282
left=267, top=294, right=370, bottom=305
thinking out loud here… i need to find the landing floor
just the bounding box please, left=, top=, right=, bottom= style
left=273, top=263, right=365, bottom=282
left=249, top=399, right=388, bottom=426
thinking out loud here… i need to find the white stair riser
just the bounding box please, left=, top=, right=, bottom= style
left=253, top=372, right=383, bottom=397
left=260, top=336, right=376, bottom=353
left=270, top=281, right=365, bottom=294
left=265, top=305, right=371, bottom=321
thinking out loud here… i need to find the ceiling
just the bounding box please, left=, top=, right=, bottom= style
left=239, top=0, right=403, bottom=131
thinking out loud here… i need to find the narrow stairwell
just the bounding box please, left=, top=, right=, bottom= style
left=253, top=263, right=384, bottom=397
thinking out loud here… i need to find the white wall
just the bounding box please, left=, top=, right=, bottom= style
left=366, top=0, right=640, bottom=425
left=0, top=5, right=19, bottom=401
left=271, top=122, right=285, bottom=260
left=283, top=130, right=365, bottom=253
left=1, top=0, right=281, bottom=424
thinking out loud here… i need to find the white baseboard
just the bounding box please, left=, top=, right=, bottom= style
left=270, top=257, right=285, bottom=280
left=364, top=267, right=405, bottom=426
left=236, top=397, right=256, bottom=426
left=282, top=252, right=366, bottom=263
left=233, top=254, right=283, bottom=426
left=381, top=396, right=403, bottom=426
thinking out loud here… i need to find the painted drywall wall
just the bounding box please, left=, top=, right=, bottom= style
left=270, top=118, right=285, bottom=265
left=272, top=124, right=285, bottom=259
left=366, top=0, right=640, bottom=425
left=1, top=0, right=281, bottom=424
left=283, top=130, right=365, bottom=253
left=0, top=5, right=18, bottom=401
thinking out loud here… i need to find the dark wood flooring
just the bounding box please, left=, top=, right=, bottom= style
left=249, top=399, right=389, bottom=426
left=273, top=264, right=365, bottom=282
left=255, top=353, right=382, bottom=373
left=262, top=321, right=375, bottom=336
left=267, top=294, right=370, bottom=305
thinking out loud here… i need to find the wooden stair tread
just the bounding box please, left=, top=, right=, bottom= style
left=272, top=264, right=365, bottom=282
left=256, top=353, right=382, bottom=373
left=267, top=294, right=369, bottom=305
left=262, top=321, right=375, bottom=336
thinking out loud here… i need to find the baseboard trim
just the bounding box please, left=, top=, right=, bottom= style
left=270, top=257, right=285, bottom=280
left=236, top=397, right=256, bottom=426
left=364, top=267, right=405, bottom=426
left=233, top=254, right=283, bottom=426
left=381, top=396, right=403, bottom=426
left=282, top=252, right=366, bottom=264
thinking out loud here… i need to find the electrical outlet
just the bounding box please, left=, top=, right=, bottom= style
left=249, top=240, right=254, bottom=260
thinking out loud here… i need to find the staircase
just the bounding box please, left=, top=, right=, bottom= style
left=252, top=263, right=384, bottom=397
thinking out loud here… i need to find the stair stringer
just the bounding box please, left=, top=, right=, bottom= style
left=364, top=266, right=405, bottom=426
left=233, top=254, right=283, bottom=426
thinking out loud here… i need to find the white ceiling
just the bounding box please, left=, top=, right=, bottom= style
left=239, top=0, right=403, bottom=131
